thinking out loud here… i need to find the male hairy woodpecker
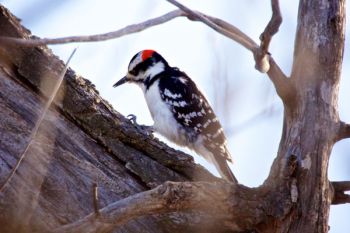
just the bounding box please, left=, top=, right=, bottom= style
left=113, top=50, right=237, bottom=183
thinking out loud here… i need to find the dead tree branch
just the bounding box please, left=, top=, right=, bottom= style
left=0, top=1, right=292, bottom=103
left=0, top=10, right=185, bottom=46
left=166, top=0, right=257, bottom=52
left=254, top=0, right=282, bottom=74
left=259, top=0, right=282, bottom=54
left=54, top=180, right=291, bottom=233
left=332, top=181, right=350, bottom=205
left=54, top=153, right=298, bottom=233
left=166, top=0, right=293, bottom=104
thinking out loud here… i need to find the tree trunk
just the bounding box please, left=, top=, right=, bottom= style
left=265, top=1, right=345, bottom=232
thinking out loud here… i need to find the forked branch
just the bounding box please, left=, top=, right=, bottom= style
left=0, top=2, right=292, bottom=103
left=166, top=0, right=293, bottom=104
left=54, top=153, right=299, bottom=233
left=54, top=182, right=286, bottom=233
left=254, top=0, right=282, bottom=74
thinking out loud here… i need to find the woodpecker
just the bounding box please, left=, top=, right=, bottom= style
left=113, top=50, right=237, bottom=183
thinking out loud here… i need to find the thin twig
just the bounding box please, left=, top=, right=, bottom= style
left=0, top=10, right=185, bottom=46
left=166, top=0, right=257, bottom=52
left=0, top=48, right=77, bottom=193
left=254, top=0, right=282, bottom=73
left=1, top=2, right=291, bottom=102
left=259, top=0, right=282, bottom=54
left=166, top=0, right=291, bottom=103
left=93, top=183, right=100, bottom=215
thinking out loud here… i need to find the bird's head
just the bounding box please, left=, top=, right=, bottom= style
left=113, top=50, right=168, bottom=88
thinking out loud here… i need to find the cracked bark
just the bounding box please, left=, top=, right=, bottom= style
left=0, top=1, right=348, bottom=233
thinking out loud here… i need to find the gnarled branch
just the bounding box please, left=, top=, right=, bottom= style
left=54, top=153, right=299, bottom=233
left=166, top=0, right=293, bottom=105
left=259, top=0, right=282, bottom=54
left=0, top=1, right=292, bottom=104
left=54, top=181, right=292, bottom=233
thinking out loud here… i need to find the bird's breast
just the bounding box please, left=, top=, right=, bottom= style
left=144, top=81, right=188, bottom=146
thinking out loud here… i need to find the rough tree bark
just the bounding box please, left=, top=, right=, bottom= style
left=0, top=5, right=221, bottom=233
left=0, top=1, right=348, bottom=233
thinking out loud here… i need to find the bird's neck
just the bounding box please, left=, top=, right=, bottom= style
left=143, top=62, right=167, bottom=91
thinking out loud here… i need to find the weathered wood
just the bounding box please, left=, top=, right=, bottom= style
left=0, top=5, right=222, bottom=233
left=0, top=1, right=347, bottom=232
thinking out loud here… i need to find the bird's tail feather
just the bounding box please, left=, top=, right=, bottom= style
left=212, top=156, right=238, bottom=184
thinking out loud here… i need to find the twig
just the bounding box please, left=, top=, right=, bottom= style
left=0, top=48, right=77, bottom=193
left=0, top=10, right=185, bottom=46
left=166, top=0, right=257, bottom=52
left=255, top=0, right=294, bottom=104
left=332, top=181, right=350, bottom=205
left=259, top=0, right=282, bottom=54
left=1, top=2, right=291, bottom=103
left=254, top=0, right=282, bottom=73
left=166, top=0, right=292, bottom=103
left=93, top=183, right=100, bottom=215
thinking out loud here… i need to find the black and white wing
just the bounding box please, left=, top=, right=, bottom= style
left=158, top=68, right=232, bottom=162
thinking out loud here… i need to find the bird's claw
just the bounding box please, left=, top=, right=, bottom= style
left=127, top=114, right=154, bottom=137
left=127, top=114, right=138, bottom=124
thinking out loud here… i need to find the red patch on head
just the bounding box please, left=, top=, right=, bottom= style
left=141, top=50, right=155, bottom=61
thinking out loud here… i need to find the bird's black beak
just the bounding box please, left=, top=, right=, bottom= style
left=113, top=76, right=128, bottom=87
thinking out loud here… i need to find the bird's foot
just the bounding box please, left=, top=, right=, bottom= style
left=127, top=114, right=154, bottom=137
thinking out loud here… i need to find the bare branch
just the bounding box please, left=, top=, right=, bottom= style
left=336, top=121, right=350, bottom=141
left=53, top=181, right=292, bottom=233
left=1, top=2, right=292, bottom=104
left=268, top=58, right=295, bottom=105
left=332, top=181, right=350, bottom=205
left=53, top=182, right=233, bottom=233
left=259, top=0, right=282, bottom=54
left=0, top=10, right=185, bottom=46
left=165, top=0, right=292, bottom=104
left=166, top=0, right=257, bottom=52
left=54, top=154, right=299, bottom=233
left=0, top=48, right=77, bottom=193
left=254, top=0, right=282, bottom=73
left=254, top=0, right=295, bottom=105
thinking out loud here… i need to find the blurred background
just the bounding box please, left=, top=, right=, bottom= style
left=1, top=0, right=348, bottom=232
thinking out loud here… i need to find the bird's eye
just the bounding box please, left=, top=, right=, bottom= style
left=129, top=70, right=137, bottom=76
